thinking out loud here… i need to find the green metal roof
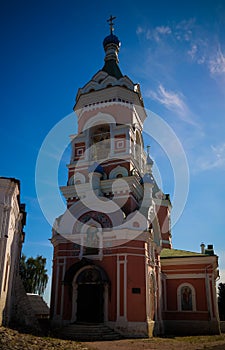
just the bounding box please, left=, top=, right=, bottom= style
left=160, top=248, right=207, bottom=259
left=102, top=59, right=123, bottom=79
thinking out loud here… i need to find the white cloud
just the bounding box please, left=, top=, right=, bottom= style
left=146, top=29, right=152, bottom=40
left=197, top=56, right=206, bottom=64
left=183, top=37, right=225, bottom=78
left=186, top=40, right=225, bottom=78
left=209, top=46, right=225, bottom=75
left=136, top=19, right=225, bottom=76
left=146, top=84, right=197, bottom=126
left=156, top=25, right=171, bottom=35
left=175, top=19, right=195, bottom=41
left=197, top=143, right=225, bottom=171
left=150, top=84, right=185, bottom=111
left=136, top=25, right=172, bottom=42
left=187, top=44, right=198, bottom=60
left=137, top=19, right=195, bottom=43
left=136, top=26, right=144, bottom=35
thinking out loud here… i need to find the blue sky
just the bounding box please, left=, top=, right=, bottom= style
left=1, top=0, right=225, bottom=303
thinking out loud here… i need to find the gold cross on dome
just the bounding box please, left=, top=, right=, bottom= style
left=107, top=15, right=116, bottom=34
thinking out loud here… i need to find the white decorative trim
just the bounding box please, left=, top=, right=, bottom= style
left=205, top=269, right=213, bottom=320
left=75, top=84, right=145, bottom=124
left=56, top=245, right=145, bottom=253
left=52, top=252, right=146, bottom=259
left=116, top=254, right=128, bottom=323
left=92, top=70, right=108, bottom=82
left=53, top=263, right=59, bottom=318
left=116, top=256, right=120, bottom=320
left=82, top=112, right=116, bottom=131
left=163, top=273, right=206, bottom=279
left=78, top=72, right=135, bottom=97
left=124, top=255, right=127, bottom=319
left=53, top=259, right=64, bottom=319
left=165, top=310, right=209, bottom=313
left=212, top=275, right=220, bottom=321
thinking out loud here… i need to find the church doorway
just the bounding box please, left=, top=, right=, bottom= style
left=72, top=265, right=108, bottom=324
left=77, top=284, right=104, bottom=323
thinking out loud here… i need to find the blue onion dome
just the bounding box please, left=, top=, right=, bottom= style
left=146, top=154, right=154, bottom=166
left=88, top=162, right=104, bottom=175
left=142, top=173, right=155, bottom=185
left=103, top=33, right=120, bottom=48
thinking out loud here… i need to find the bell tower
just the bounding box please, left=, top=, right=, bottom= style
left=62, top=18, right=149, bottom=216
left=51, top=18, right=171, bottom=337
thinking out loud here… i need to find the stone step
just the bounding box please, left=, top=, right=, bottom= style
left=59, top=323, right=121, bottom=341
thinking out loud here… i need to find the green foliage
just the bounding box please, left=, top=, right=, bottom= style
left=218, top=282, right=225, bottom=320
left=20, top=254, right=48, bottom=295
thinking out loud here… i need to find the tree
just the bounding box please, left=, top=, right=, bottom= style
left=20, top=254, right=48, bottom=295
left=218, top=282, right=225, bottom=320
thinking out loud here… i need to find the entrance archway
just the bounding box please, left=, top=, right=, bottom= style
left=71, top=265, right=109, bottom=323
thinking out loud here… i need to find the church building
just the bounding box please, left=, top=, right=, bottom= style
left=50, top=19, right=220, bottom=337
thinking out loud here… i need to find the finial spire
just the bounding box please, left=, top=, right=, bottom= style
left=146, top=145, right=153, bottom=173
left=107, top=15, right=116, bottom=35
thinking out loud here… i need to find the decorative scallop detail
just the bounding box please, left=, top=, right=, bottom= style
left=69, top=172, right=86, bottom=185
left=109, top=165, right=128, bottom=179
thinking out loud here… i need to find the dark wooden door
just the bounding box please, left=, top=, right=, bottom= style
left=77, top=284, right=104, bottom=323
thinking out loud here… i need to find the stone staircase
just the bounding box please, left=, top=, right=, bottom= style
left=58, top=323, right=122, bottom=341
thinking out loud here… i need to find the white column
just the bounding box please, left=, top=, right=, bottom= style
left=60, top=258, right=66, bottom=319
left=116, top=254, right=127, bottom=324
left=53, top=258, right=64, bottom=321
left=124, top=255, right=127, bottom=320
left=110, top=125, right=114, bottom=157
left=205, top=270, right=213, bottom=320
left=145, top=250, right=150, bottom=322
left=116, top=256, right=120, bottom=320
left=53, top=261, right=59, bottom=318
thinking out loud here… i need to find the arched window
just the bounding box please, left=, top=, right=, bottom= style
left=91, top=124, right=111, bottom=160
left=109, top=165, right=128, bottom=179
left=177, top=283, right=196, bottom=311
left=77, top=217, right=106, bottom=258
